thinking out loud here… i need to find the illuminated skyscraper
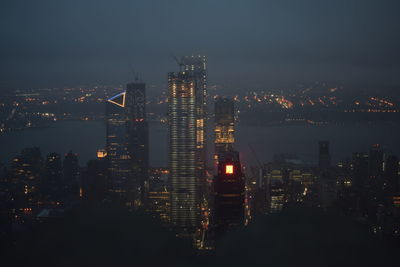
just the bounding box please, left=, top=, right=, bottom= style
left=214, top=151, right=245, bottom=236
left=168, top=56, right=207, bottom=232
left=181, top=56, right=207, bottom=192
left=106, top=91, right=131, bottom=205
left=10, top=147, right=43, bottom=208
left=147, top=168, right=170, bottom=223
left=266, top=167, right=285, bottom=213
left=105, top=81, right=148, bottom=207
left=168, top=71, right=198, bottom=233
left=214, top=97, right=234, bottom=165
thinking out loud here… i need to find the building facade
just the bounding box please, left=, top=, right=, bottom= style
left=106, top=91, right=132, bottom=205
left=168, top=55, right=207, bottom=234
left=182, top=56, right=207, bottom=194
left=214, top=151, right=245, bottom=236
left=106, top=82, right=149, bottom=207
left=214, top=97, right=235, bottom=166
left=168, top=71, right=198, bottom=232
left=126, top=82, right=149, bottom=207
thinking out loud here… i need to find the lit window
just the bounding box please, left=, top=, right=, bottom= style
left=225, top=165, right=234, bottom=174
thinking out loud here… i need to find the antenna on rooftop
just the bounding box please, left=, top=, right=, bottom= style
left=130, top=65, right=140, bottom=82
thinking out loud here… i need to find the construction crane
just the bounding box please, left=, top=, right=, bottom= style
left=171, top=54, right=184, bottom=72
left=248, top=143, right=262, bottom=169
left=129, top=65, right=139, bottom=82
left=248, top=143, right=264, bottom=188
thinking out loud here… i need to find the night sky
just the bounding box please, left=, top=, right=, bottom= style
left=1, top=0, right=399, bottom=89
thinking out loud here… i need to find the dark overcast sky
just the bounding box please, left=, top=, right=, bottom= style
left=1, top=0, right=399, bottom=90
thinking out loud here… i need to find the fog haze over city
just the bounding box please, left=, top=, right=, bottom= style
left=1, top=0, right=400, bottom=89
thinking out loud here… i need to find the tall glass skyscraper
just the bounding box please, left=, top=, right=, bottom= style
left=214, top=97, right=235, bottom=166
left=182, top=56, right=207, bottom=190
left=106, top=82, right=148, bottom=207
left=106, top=91, right=132, bottom=204
left=126, top=82, right=149, bottom=207
left=168, top=55, right=207, bottom=234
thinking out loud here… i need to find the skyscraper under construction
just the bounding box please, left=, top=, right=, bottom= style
left=168, top=55, right=207, bottom=234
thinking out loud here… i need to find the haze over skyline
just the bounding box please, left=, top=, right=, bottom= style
left=1, top=0, right=399, bottom=90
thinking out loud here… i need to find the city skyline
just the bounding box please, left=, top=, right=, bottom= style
left=2, top=65, right=400, bottom=261
left=1, top=1, right=400, bottom=265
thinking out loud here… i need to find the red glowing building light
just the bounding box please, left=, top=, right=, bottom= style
left=225, top=165, right=234, bottom=174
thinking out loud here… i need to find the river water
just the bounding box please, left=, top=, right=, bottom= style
left=1, top=121, right=399, bottom=167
